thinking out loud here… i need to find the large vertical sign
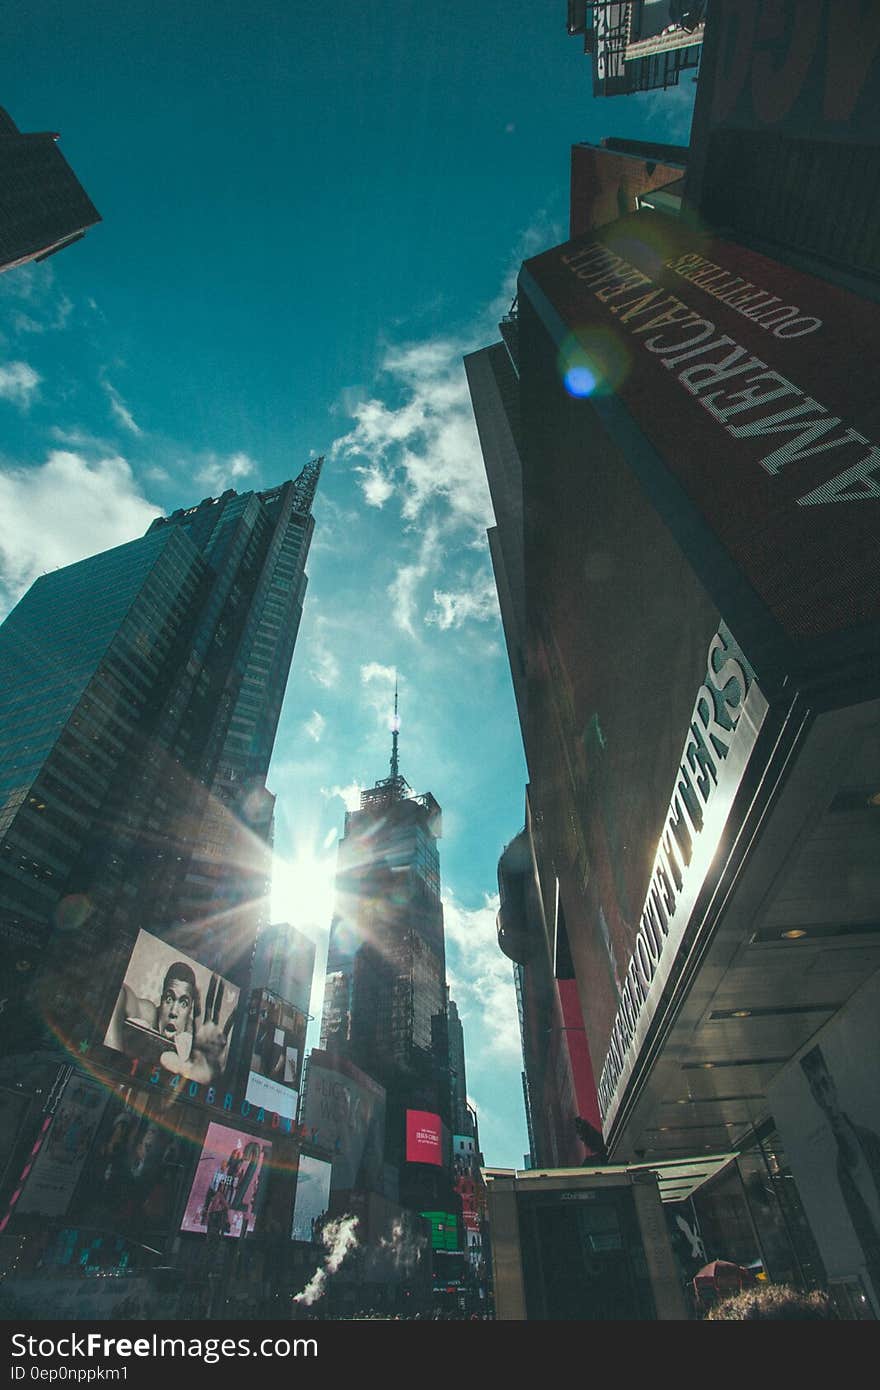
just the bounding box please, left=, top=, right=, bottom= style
left=593, top=3, right=631, bottom=96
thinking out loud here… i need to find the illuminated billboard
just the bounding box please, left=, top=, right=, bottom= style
left=180, top=1121, right=270, bottom=1239
left=290, top=1153, right=332, bottom=1243
left=103, top=929, right=239, bottom=1087
left=406, top=1110, right=442, bottom=1167
left=242, top=989, right=306, bottom=1121
left=300, top=1049, right=385, bottom=1192
left=420, top=1211, right=461, bottom=1252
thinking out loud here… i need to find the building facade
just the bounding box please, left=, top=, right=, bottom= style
left=0, top=460, right=322, bottom=1057
left=469, top=15, right=880, bottom=1312
left=0, top=106, right=100, bottom=273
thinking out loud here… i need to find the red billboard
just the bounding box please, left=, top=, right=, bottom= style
left=521, top=210, right=880, bottom=656
left=406, top=1110, right=442, bottom=1167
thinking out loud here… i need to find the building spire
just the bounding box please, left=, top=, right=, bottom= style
left=390, top=677, right=400, bottom=780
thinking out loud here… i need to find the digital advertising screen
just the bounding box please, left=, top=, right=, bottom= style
left=180, top=1121, right=270, bottom=1239
left=290, top=1153, right=332, bottom=1243
left=406, top=1109, right=442, bottom=1167
left=242, top=989, right=306, bottom=1121
left=103, top=929, right=239, bottom=1086
left=300, top=1049, right=385, bottom=1192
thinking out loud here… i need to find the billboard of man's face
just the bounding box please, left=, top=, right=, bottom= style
left=103, top=929, right=239, bottom=1086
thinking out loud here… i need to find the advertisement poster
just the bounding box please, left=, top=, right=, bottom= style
left=17, top=1074, right=108, bottom=1216
left=290, top=1153, right=332, bottom=1242
left=103, top=929, right=239, bottom=1086
left=406, top=1110, right=442, bottom=1167
left=301, top=1050, right=385, bottom=1192
left=243, top=990, right=306, bottom=1121
left=180, top=1121, right=271, bottom=1239
left=768, top=973, right=880, bottom=1312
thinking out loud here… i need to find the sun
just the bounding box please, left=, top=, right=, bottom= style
left=270, top=840, right=337, bottom=935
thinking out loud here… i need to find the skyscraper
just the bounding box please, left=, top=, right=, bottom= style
left=0, top=107, right=100, bottom=273
left=318, top=692, right=452, bottom=1211
left=0, top=460, right=322, bottom=1058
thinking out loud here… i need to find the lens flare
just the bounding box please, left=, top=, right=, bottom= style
left=559, top=327, right=630, bottom=399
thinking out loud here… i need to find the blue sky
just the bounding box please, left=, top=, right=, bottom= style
left=0, top=3, right=695, bottom=1166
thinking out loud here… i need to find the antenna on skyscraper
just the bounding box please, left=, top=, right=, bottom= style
left=390, top=676, right=400, bottom=780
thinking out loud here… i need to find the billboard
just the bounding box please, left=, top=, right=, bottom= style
left=521, top=210, right=880, bottom=653
left=290, top=1153, right=332, bottom=1243
left=768, top=973, right=880, bottom=1313
left=592, top=3, right=630, bottom=96
left=69, top=1088, right=185, bottom=1235
left=103, top=929, right=239, bottom=1087
left=406, top=1110, right=443, bottom=1167
left=180, top=1120, right=270, bottom=1239
left=242, top=989, right=306, bottom=1121
left=300, top=1049, right=385, bottom=1192
left=16, top=1074, right=108, bottom=1217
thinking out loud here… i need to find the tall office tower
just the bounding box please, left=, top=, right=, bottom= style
left=319, top=695, right=452, bottom=1208
left=446, top=995, right=470, bottom=1138
left=0, top=461, right=322, bottom=1057
left=0, top=107, right=100, bottom=273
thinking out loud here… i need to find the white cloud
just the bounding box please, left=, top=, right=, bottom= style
left=355, top=463, right=394, bottom=508
left=0, top=361, right=40, bottom=408
left=310, top=645, right=340, bottom=689
left=304, top=710, right=326, bottom=743
left=361, top=662, right=396, bottom=687
left=386, top=520, right=440, bottom=638
left=195, top=450, right=258, bottom=490
left=426, top=573, right=499, bottom=630
left=443, top=892, right=521, bottom=1061
left=321, top=781, right=364, bottom=813
left=12, top=294, right=73, bottom=336
left=0, top=451, right=161, bottom=612
left=105, top=385, right=143, bottom=437
left=360, top=661, right=399, bottom=728
left=332, top=340, right=492, bottom=538
left=632, top=79, right=697, bottom=145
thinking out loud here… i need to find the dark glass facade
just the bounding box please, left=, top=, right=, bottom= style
left=0, top=107, right=100, bottom=272
left=0, top=461, right=321, bottom=1057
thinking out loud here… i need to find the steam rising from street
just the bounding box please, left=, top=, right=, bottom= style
left=293, top=1214, right=360, bottom=1307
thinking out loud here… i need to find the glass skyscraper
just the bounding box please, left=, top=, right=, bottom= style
left=0, top=460, right=321, bottom=1058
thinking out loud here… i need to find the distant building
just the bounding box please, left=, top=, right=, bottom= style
left=567, top=2, right=705, bottom=98
left=318, top=699, right=454, bottom=1211
left=0, top=106, right=100, bottom=273
left=251, top=921, right=316, bottom=1017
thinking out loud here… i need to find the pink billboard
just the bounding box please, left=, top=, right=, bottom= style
left=180, top=1121, right=270, bottom=1239
left=406, top=1109, right=442, bottom=1167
